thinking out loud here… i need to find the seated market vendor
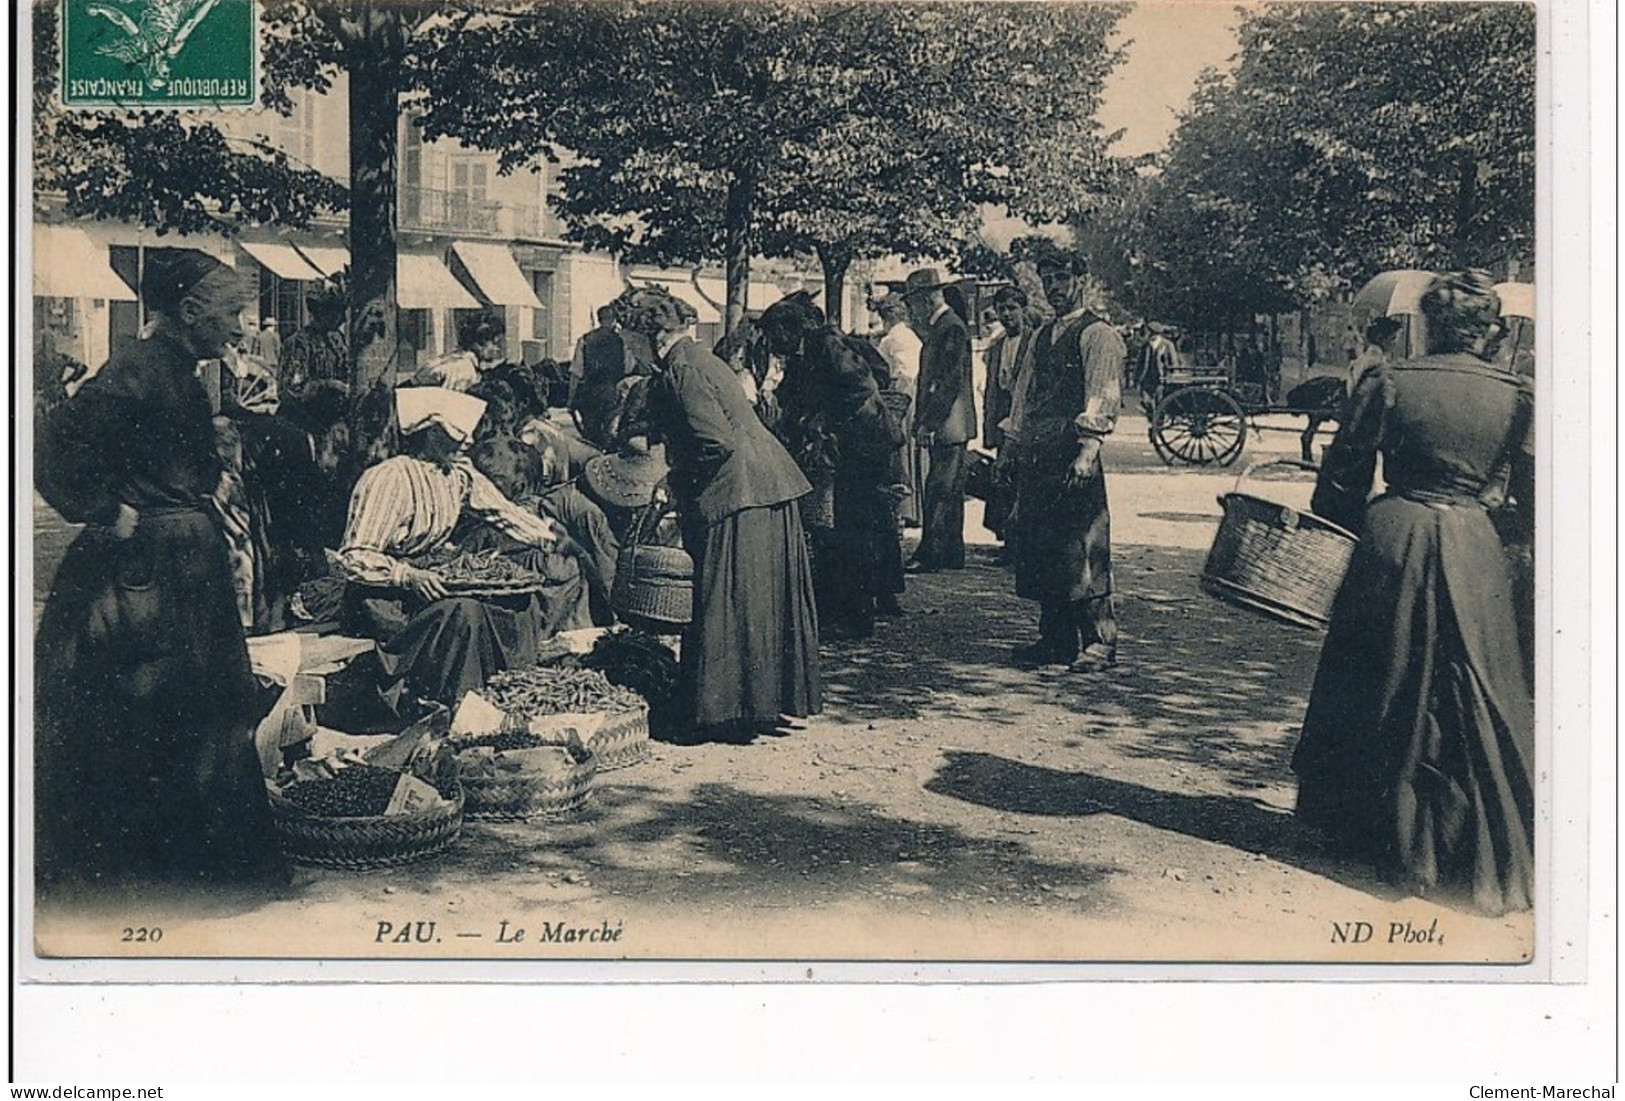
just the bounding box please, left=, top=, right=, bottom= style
left=334, top=387, right=577, bottom=710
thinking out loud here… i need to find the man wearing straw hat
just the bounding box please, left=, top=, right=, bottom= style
left=897, top=267, right=976, bottom=573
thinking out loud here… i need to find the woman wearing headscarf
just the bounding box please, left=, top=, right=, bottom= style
left=617, top=285, right=821, bottom=737
left=1292, top=270, right=1535, bottom=915
left=35, top=248, right=286, bottom=893
left=334, top=387, right=576, bottom=709
left=759, top=293, right=906, bottom=639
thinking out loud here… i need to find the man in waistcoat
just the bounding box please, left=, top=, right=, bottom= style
left=1008, top=249, right=1125, bottom=673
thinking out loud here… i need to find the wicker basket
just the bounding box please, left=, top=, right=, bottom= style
left=267, top=783, right=465, bottom=870
left=457, top=743, right=598, bottom=821
left=588, top=705, right=652, bottom=772
left=612, top=502, right=694, bottom=626
left=1200, top=459, right=1357, bottom=629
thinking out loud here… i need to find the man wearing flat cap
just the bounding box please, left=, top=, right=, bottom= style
left=899, top=267, right=976, bottom=572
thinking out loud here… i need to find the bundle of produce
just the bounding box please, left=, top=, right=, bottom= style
left=579, top=629, right=685, bottom=742
left=482, top=666, right=646, bottom=717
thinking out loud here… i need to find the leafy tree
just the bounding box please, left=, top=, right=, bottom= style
left=417, top=0, right=1129, bottom=330
left=1092, top=2, right=1535, bottom=328
left=32, top=0, right=347, bottom=237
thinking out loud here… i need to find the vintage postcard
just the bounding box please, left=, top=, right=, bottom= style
left=16, top=0, right=1582, bottom=981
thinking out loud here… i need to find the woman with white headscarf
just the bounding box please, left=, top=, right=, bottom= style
left=335, top=387, right=575, bottom=709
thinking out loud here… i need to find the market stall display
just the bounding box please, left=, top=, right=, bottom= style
left=268, top=757, right=463, bottom=870
left=450, top=731, right=599, bottom=821
left=478, top=665, right=652, bottom=772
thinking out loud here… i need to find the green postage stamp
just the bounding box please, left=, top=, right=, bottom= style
left=60, top=0, right=258, bottom=109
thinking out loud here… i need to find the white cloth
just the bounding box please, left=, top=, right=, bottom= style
left=411, top=350, right=483, bottom=392
left=395, top=386, right=488, bottom=444
left=877, top=323, right=923, bottom=387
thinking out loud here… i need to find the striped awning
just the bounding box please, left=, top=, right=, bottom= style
left=451, top=241, right=542, bottom=308
left=33, top=225, right=136, bottom=300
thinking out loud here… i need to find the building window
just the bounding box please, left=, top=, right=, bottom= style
left=277, top=88, right=316, bottom=167
left=530, top=270, right=554, bottom=351
left=402, top=121, right=423, bottom=224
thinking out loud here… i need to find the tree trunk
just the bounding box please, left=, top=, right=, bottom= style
left=1454, top=153, right=1478, bottom=267
left=345, top=5, right=403, bottom=396
left=722, top=164, right=755, bottom=340
left=816, top=243, right=852, bottom=330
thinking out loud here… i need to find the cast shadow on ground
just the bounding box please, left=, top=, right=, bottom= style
left=821, top=543, right=1326, bottom=794
left=923, top=749, right=1404, bottom=903
left=394, top=780, right=1124, bottom=915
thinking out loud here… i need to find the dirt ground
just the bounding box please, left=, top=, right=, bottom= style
left=29, top=414, right=1535, bottom=967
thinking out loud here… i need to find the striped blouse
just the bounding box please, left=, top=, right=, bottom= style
left=336, top=454, right=558, bottom=587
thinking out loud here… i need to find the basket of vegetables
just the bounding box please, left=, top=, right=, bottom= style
left=268, top=762, right=464, bottom=870
left=480, top=666, right=652, bottom=773
left=449, top=730, right=599, bottom=821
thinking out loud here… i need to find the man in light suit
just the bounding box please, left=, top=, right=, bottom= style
left=899, top=267, right=976, bottom=572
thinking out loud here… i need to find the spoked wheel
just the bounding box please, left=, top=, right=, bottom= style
left=1151, top=386, right=1248, bottom=467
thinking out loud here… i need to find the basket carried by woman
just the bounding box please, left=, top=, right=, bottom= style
left=1200, top=459, right=1357, bottom=629
left=611, top=489, right=693, bottom=628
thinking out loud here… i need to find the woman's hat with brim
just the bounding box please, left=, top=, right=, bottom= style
left=583, top=444, right=670, bottom=508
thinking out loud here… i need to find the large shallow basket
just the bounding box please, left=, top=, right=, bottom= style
left=1200, top=459, right=1357, bottom=629
left=268, top=783, right=465, bottom=870
left=457, top=744, right=598, bottom=822
left=588, top=705, right=652, bottom=772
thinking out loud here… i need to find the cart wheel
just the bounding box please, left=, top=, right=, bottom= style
left=1151, top=386, right=1248, bottom=467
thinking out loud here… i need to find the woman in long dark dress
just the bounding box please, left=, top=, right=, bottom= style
left=1293, top=270, right=1535, bottom=916
left=617, top=286, right=821, bottom=736
left=35, top=249, right=286, bottom=893
left=759, top=293, right=906, bottom=640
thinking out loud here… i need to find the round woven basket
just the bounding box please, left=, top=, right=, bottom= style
left=588, top=705, right=651, bottom=772
left=267, top=783, right=465, bottom=870
left=612, top=544, right=693, bottom=626
left=457, top=744, right=598, bottom=822
left=1200, top=459, right=1357, bottom=629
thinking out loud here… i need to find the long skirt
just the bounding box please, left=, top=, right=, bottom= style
left=816, top=475, right=903, bottom=635
left=1293, top=495, right=1535, bottom=915
left=682, top=500, right=822, bottom=729
left=34, top=509, right=284, bottom=892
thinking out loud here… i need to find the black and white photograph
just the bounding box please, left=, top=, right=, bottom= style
left=18, top=0, right=1572, bottom=980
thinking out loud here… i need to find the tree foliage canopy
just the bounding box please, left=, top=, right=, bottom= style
left=32, top=0, right=347, bottom=235
left=415, top=1, right=1129, bottom=321
left=1086, top=2, right=1535, bottom=328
